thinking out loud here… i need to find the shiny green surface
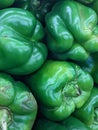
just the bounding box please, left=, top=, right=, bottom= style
left=0, top=73, right=37, bottom=130
left=26, top=60, right=93, bottom=121
left=74, top=87, right=98, bottom=130
left=0, top=8, right=47, bottom=75
left=45, top=0, right=98, bottom=62
left=61, top=116, right=91, bottom=130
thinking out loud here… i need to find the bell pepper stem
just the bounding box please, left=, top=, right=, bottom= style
left=0, top=108, right=12, bottom=130
left=1, top=120, right=7, bottom=130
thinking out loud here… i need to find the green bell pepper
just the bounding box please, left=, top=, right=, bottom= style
left=74, top=87, right=98, bottom=130
left=0, top=0, right=15, bottom=9
left=33, top=116, right=91, bottom=130
left=45, top=0, right=98, bottom=62
left=13, top=0, right=59, bottom=22
left=77, top=52, right=98, bottom=84
left=77, top=0, right=98, bottom=17
left=0, top=8, right=47, bottom=75
left=89, top=0, right=98, bottom=16
left=0, top=73, right=37, bottom=130
left=26, top=60, right=93, bottom=121
left=61, top=116, right=91, bottom=130
left=75, top=25, right=98, bottom=84
left=33, top=118, right=66, bottom=130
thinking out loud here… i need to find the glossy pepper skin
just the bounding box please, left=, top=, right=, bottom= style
left=61, top=116, right=91, bottom=130
left=0, top=0, right=15, bottom=9
left=0, top=73, right=37, bottom=130
left=26, top=60, right=93, bottom=121
left=77, top=0, right=98, bottom=16
left=0, top=8, right=47, bottom=75
left=33, top=118, right=66, bottom=130
left=13, top=0, right=59, bottom=22
left=45, top=0, right=98, bottom=62
left=74, top=87, right=98, bottom=130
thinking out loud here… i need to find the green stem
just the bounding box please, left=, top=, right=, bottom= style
left=63, top=81, right=81, bottom=97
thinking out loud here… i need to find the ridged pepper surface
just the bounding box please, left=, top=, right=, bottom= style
left=0, top=73, right=37, bottom=130
left=45, top=0, right=98, bottom=61
left=0, top=8, right=47, bottom=75
left=74, top=87, right=98, bottom=130
left=26, top=60, right=93, bottom=121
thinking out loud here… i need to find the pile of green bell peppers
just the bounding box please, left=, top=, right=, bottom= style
left=0, top=0, right=98, bottom=129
